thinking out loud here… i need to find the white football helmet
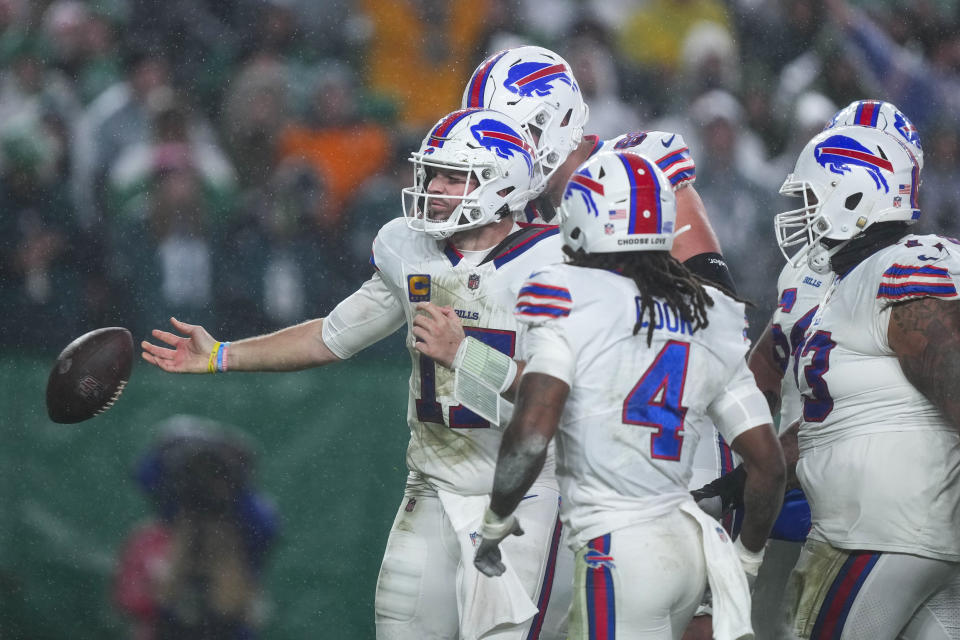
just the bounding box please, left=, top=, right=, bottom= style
left=776, top=125, right=921, bottom=273
left=462, top=46, right=589, bottom=193
left=559, top=151, right=676, bottom=255
left=401, top=108, right=539, bottom=239
left=825, top=99, right=923, bottom=169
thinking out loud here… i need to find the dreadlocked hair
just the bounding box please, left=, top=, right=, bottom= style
left=563, top=246, right=715, bottom=346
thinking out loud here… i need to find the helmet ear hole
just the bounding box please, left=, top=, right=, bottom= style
left=570, top=227, right=582, bottom=239
left=844, top=193, right=863, bottom=210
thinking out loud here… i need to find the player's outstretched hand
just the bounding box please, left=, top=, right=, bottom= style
left=412, top=302, right=465, bottom=368
left=141, top=317, right=217, bottom=374
left=473, top=509, right=524, bottom=578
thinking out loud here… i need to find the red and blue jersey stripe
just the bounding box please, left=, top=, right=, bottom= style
left=491, top=225, right=559, bottom=268
left=515, top=281, right=571, bottom=319
left=584, top=135, right=604, bottom=159
left=518, top=283, right=571, bottom=302
left=655, top=146, right=696, bottom=186
left=877, top=264, right=957, bottom=300
left=524, top=514, right=563, bottom=639
left=585, top=534, right=616, bottom=639
left=443, top=243, right=464, bottom=266
left=811, top=551, right=880, bottom=640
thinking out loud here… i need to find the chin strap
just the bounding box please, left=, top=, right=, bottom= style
left=815, top=222, right=911, bottom=276
left=807, top=240, right=849, bottom=275
left=527, top=195, right=558, bottom=223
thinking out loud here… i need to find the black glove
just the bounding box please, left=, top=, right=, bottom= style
left=690, top=464, right=747, bottom=515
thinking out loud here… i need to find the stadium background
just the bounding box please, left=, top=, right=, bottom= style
left=3, top=0, right=960, bottom=637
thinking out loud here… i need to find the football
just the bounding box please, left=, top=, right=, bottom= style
left=46, top=327, right=134, bottom=424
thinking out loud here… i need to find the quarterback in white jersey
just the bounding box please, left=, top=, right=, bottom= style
left=764, top=124, right=960, bottom=640
left=142, top=108, right=570, bottom=640
left=474, top=150, right=786, bottom=640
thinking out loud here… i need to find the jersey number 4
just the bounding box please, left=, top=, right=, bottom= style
left=416, top=327, right=516, bottom=429
left=622, top=340, right=689, bottom=460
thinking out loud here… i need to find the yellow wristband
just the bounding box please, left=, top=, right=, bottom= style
left=208, top=341, right=221, bottom=374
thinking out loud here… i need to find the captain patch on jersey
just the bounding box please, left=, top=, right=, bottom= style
left=407, top=274, right=431, bottom=302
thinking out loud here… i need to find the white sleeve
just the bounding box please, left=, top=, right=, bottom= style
left=521, top=322, right=576, bottom=386
left=707, top=359, right=773, bottom=444
left=322, top=271, right=406, bottom=359
left=514, top=265, right=576, bottom=384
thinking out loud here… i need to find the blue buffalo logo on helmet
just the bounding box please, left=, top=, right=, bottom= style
left=893, top=112, right=922, bottom=151
left=469, top=118, right=534, bottom=174
left=814, top=134, right=894, bottom=192
left=503, top=61, right=575, bottom=98
left=564, top=167, right=604, bottom=218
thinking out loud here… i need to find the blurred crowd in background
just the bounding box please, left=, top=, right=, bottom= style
left=3, top=0, right=960, bottom=349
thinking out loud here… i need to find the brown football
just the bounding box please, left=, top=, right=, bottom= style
left=46, top=327, right=134, bottom=423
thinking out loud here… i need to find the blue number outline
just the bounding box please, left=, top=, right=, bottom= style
left=798, top=330, right=836, bottom=422
left=415, top=327, right=516, bottom=429
left=621, top=340, right=689, bottom=460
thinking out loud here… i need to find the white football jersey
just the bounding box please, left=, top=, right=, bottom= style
left=770, top=260, right=835, bottom=428
left=329, top=217, right=563, bottom=496
left=521, top=131, right=696, bottom=224
left=782, top=234, right=960, bottom=559
left=515, top=263, right=769, bottom=549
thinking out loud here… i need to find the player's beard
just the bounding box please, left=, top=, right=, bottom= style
left=426, top=198, right=457, bottom=222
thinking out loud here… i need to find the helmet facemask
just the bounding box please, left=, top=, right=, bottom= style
left=521, top=99, right=588, bottom=189
left=775, top=179, right=833, bottom=272
left=775, top=125, right=921, bottom=274
left=403, top=156, right=510, bottom=239
left=401, top=109, right=539, bottom=239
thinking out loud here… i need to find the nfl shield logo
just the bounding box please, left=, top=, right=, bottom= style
left=604, top=223, right=615, bottom=235
left=468, top=273, right=481, bottom=290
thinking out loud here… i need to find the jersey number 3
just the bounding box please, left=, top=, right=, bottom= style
left=622, top=340, right=689, bottom=460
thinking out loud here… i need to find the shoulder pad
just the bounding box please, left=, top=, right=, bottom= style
left=875, top=235, right=960, bottom=302
left=371, top=217, right=419, bottom=277
left=776, top=260, right=814, bottom=293
left=703, top=286, right=749, bottom=344
left=482, top=223, right=561, bottom=269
